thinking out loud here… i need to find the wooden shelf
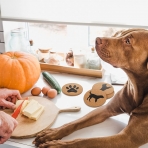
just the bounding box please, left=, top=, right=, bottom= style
left=40, top=63, right=104, bottom=78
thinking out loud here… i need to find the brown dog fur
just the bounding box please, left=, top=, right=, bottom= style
left=34, top=29, right=148, bottom=148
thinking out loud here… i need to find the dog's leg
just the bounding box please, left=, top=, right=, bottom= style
left=34, top=88, right=144, bottom=147
left=35, top=113, right=148, bottom=148
left=36, top=94, right=148, bottom=148
left=34, top=102, right=123, bottom=147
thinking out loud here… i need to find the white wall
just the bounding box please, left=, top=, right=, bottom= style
left=1, top=0, right=148, bottom=28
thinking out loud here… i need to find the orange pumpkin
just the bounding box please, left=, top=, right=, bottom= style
left=0, top=51, right=41, bottom=94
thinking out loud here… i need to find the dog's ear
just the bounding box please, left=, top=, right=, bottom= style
left=113, top=28, right=147, bottom=37
left=112, top=29, right=126, bottom=37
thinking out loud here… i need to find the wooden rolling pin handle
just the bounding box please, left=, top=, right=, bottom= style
left=59, top=106, right=81, bottom=113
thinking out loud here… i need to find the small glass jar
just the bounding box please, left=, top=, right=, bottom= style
left=86, top=47, right=101, bottom=70
left=73, top=49, right=86, bottom=68
left=29, top=40, right=39, bottom=60
left=38, top=48, right=50, bottom=61
left=9, top=28, right=30, bottom=52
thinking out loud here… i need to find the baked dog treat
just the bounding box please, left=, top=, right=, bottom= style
left=62, top=83, right=83, bottom=96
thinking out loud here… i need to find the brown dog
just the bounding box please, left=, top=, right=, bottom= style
left=34, top=29, right=148, bottom=148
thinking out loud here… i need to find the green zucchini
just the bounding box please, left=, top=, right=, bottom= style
left=42, top=71, right=61, bottom=94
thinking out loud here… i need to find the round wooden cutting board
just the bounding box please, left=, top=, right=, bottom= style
left=5, top=96, right=80, bottom=139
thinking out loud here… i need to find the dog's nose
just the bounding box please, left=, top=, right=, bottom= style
left=96, top=37, right=108, bottom=47
left=96, top=37, right=102, bottom=45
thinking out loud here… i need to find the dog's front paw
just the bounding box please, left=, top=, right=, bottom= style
left=38, top=140, right=76, bottom=148
left=33, top=128, right=64, bottom=147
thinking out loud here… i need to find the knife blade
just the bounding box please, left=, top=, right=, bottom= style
left=11, top=97, right=28, bottom=119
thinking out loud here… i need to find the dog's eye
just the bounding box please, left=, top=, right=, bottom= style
left=125, top=38, right=131, bottom=44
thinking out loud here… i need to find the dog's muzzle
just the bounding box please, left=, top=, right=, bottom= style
left=95, top=37, right=108, bottom=47
left=95, top=37, right=110, bottom=58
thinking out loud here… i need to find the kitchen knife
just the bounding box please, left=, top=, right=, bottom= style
left=11, top=97, right=28, bottom=119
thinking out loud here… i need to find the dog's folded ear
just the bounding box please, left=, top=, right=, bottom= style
left=113, top=28, right=147, bottom=37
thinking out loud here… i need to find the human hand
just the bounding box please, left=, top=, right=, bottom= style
left=0, top=111, right=18, bottom=144
left=0, top=88, right=22, bottom=110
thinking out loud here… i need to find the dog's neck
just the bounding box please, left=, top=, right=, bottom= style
left=123, top=69, right=148, bottom=105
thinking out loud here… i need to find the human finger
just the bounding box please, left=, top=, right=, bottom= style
left=0, top=99, right=16, bottom=110
left=0, top=113, right=16, bottom=144
left=0, top=130, right=12, bottom=144
left=11, top=95, right=18, bottom=104
left=0, top=135, right=9, bottom=144
left=4, top=89, right=22, bottom=100
left=6, top=97, right=11, bottom=102
left=11, top=118, right=18, bottom=130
